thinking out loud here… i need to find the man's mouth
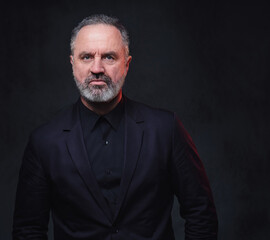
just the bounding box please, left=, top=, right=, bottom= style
left=89, top=79, right=107, bottom=85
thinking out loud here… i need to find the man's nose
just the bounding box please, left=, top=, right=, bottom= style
left=90, top=58, right=104, bottom=75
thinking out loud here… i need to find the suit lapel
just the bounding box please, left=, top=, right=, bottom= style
left=63, top=98, right=145, bottom=223
left=114, top=98, right=144, bottom=220
left=65, top=103, right=113, bottom=223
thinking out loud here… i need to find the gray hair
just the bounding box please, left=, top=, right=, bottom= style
left=70, top=14, right=130, bottom=56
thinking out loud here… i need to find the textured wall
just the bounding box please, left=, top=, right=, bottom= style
left=1, top=1, right=269, bottom=239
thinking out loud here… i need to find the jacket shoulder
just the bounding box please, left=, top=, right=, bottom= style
left=125, top=97, right=190, bottom=141
left=125, top=97, right=175, bottom=121
left=30, top=102, right=76, bottom=142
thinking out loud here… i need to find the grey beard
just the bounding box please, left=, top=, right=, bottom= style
left=74, top=74, right=125, bottom=103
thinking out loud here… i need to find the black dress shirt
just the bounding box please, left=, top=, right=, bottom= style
left=78, top=98, right=125, bottom=215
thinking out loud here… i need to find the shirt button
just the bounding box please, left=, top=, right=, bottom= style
left=111, top=225, right=119, bottom=233
left=105, top=140, right=109, bottom=145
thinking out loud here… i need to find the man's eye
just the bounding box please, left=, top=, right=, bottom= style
left=105, top=55, right=114, bottom=60
left=82, top=55, right=91, bottom=60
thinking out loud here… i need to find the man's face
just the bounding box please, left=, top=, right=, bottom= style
left=70, top=24, right=132, bottom=102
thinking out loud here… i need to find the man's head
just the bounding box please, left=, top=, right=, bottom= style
left=70, top=14, right=132, bottom=103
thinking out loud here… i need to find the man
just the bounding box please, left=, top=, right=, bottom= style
left=13, top=14, right=218, bottom=239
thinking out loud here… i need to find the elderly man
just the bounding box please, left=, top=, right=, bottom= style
left=13, top=14, right=218, bottom=239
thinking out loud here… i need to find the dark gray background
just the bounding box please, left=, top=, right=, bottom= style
left=1, top=1, right=269, bottom=239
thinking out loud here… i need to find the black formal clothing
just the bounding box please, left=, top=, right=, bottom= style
left=78, top=99, right=125, bottom=214
left=13, top=96, right=218, bottom=240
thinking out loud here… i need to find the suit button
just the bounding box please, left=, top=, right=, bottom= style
left=115, top=229, right=119, bottom=233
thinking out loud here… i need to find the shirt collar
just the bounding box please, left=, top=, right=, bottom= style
left=79, top=98, right=125, bottom=132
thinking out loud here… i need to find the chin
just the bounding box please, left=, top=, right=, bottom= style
left=82, top=90, right=118, bottom=103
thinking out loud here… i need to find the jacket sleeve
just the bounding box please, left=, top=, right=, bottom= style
left=13, top=135, right=51, bottom=240
left=170, top=113, right=218, bottom=239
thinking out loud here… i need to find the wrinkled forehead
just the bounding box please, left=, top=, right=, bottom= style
left=73, top=24, right=125, bottom=54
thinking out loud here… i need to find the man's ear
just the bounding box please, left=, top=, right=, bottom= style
left=126, top=55, right=132, bottom=73
left=70, top=55, right=74, bottom=65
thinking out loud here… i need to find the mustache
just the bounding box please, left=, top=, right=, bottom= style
left=84, top=74, right=112, bottom=85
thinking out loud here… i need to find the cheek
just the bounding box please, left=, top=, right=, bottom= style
left=73, top=64, right=88, bottom=79
left=108, top=65, right=127, bottom=81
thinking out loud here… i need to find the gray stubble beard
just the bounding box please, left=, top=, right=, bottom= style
left=73, top=74, right=125, bottom=103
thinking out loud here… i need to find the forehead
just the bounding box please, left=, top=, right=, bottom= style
left=73, top=24, right=124, bottom=54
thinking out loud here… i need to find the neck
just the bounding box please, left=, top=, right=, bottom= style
left=81, top=91, right=122, bottom=115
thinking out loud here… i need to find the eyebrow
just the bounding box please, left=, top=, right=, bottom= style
left=102, top=51, right=117, bottom=56
left=78, top=51, right=118, bottom=58
left=101, top=51, right=119, bottom=59
left=78, top=51, right=93, bottom=58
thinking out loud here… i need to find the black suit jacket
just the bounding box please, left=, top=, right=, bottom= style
left=13, top=97, right=218, bottom=239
